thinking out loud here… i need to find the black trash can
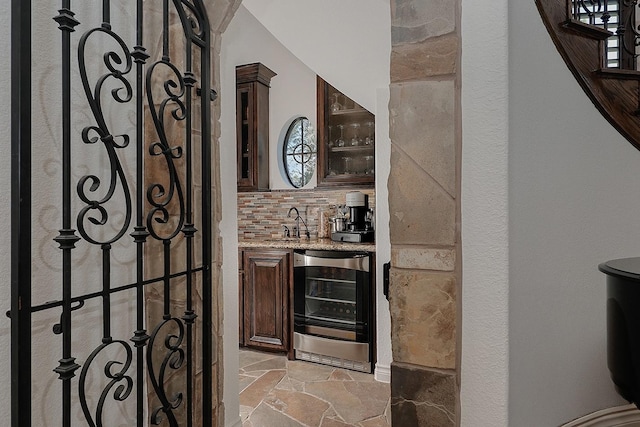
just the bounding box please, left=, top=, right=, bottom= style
left=599, top=257, right=640, bottom=407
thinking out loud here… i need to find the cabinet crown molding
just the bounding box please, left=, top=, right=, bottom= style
left=236, top=62, right=277, bottom=87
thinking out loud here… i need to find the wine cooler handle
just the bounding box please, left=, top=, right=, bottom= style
left=293, top=252, right=369, bottom=272
left=383, top=261, right=390, bottom=300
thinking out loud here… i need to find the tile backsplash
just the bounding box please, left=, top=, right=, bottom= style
left=237, top=189, right=376, bottom=240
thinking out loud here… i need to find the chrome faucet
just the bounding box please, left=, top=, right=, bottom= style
left=287, top=207, right=301, bottom=238
left=287, top=207, right=310, bottom=239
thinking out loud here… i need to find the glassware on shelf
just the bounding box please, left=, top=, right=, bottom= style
left=330, top=93, right=342, bottom=114
left=364, top=121, right=374, bottom=145
left=364, top=155, right=374, bottom=175
left=342, top=156, right=352, bottom=174
left=327, top=125, right=334, bottom=148
left=336, top=124, right=345, bottom=147
left=328, top=155, right=337, bottom=175
left=350, top=123, right=361, bottom=146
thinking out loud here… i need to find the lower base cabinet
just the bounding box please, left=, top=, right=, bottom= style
left=239, top=248, right=293, bottom=356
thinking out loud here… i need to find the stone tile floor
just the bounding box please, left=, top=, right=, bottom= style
left=239, top=348, right=391, bottom=427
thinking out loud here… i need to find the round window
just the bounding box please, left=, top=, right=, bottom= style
left=283, top=117, right=316, bottom=188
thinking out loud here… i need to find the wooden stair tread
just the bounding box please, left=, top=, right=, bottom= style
left=562, top=19, right=613, bottom=40
left=596, top=69, right=640, bottom=80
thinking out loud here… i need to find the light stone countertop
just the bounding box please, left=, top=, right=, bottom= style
left=238, top=237, right=375, bottom=252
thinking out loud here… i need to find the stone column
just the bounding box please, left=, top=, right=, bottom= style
left=388, top=0, right=461, bottom=425
left=143, top=1, right=241, bottom=425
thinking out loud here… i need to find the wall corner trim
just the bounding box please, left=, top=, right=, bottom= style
left=374, top=363, right=391, bottom=383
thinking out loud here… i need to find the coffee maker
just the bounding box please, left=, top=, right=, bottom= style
left=331, top=191, right=374, bottom=243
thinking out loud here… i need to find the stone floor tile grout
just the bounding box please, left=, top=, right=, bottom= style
left=260, top=399, right=312, bottom=427
left=239, top=348, right=390, bottom=426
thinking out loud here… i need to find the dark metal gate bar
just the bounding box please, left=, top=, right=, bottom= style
left=10, top=0, right=215, bottom=426
left=10, top=0, right=33, bottom=425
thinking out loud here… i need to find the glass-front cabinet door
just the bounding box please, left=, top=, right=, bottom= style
left=317, top=76, right=375, bottom=188
left=236, top=63, right=276, bottom=192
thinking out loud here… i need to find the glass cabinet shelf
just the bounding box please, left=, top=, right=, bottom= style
left=330, top=107, right=369, bottom=117
left=330, top=146, right=374, bottom=153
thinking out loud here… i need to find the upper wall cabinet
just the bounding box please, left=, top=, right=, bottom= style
left=316, top=76, right=375, bottom=188
left=236, top=63, right=277, bottom=192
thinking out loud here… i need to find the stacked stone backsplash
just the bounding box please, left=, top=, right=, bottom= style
left=237, top=189, right=375, bottom=240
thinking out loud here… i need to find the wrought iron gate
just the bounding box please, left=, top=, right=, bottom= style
left=10, top=0, right=215, bottom=425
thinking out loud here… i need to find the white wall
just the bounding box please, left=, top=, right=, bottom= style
left=463, top=0, right=640, bottom=425
left=222, top=7, right=317, bottom=191
left=0, top=0, right=12, bottom=422
left=508, top=1, right=638, bottom=424
left=242, top=0, right=390, bottom=114
left=461, top=0, right=510, bottom=425
left=374, top=87, right=392, bottom=382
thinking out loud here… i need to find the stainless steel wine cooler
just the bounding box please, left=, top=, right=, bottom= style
left=293, top=250, right=373, bottom=373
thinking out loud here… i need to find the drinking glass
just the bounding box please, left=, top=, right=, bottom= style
left=342, top=156, right=352, bottom=174
left=336, top=124, right=345, bottom=147
left=327, top=125, right=334, bottom=147
left=364, top=121, right=374, bottom=145
left=328, top=155, right=337, bottom=175
left=364, top=155, right=374, bottom=174
left=350, top=123, right=361, bottom=146
left=330, top=93, right=342, bottom=113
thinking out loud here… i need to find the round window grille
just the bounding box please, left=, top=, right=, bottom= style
left=283, top=117, right=316, bottom=188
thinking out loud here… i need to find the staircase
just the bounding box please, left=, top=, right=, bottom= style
left=536, top=0, right=640, bottom=149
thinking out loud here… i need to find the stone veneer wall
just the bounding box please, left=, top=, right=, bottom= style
left=143, top=1, right=242, bottom=425
left=237, top=189, right=376, bottom=239
left=388, top=0, right=461, bottom=425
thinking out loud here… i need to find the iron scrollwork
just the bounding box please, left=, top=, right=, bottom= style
left=574, top=0, right=612, bottom=25
left=145, top=59, right=186, bottom=242
left=147, top=318, right=186, bottom=426
left=617, top=0, right=640, bottom=64
left=79, top=340, right=134, bottom=427
left=174, top=0, right=207, bottom=43
left=76, top=26, right=134, bottom=245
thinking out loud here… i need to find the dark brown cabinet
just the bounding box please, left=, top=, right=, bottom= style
left=236, top=63, right=276, bottom=192
left=317, top=76, right=375, bottom=188
left=240, top=248, right=293, bottom=355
